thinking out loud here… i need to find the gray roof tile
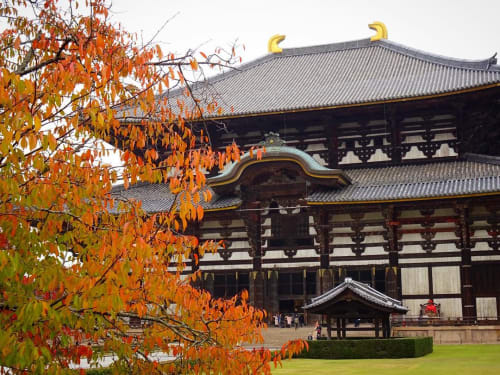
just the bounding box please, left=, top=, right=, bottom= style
left=307, top=159, right=500, bottom=203
left=111, top=183, right=241, bottom=213
left=137, top=38, right=500, bottom=120
left=304, top=277, right=408, bottom=313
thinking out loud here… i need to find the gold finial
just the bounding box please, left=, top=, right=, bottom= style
left=268, top=34, right=286, bottom=53
left=369, top=21, right=388, bottom=41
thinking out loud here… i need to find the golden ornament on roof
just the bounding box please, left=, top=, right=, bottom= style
left=268, top=34, right=286, bottom=53
left=369, top=21, right=388, bottom=41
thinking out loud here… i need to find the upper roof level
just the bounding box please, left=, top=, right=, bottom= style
left=160, top=37, right=500, bottom=120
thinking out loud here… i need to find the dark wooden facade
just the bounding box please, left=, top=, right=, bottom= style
left=194, top=88, right=500, bottom=323
left=118, top=36, right=500, bottom=324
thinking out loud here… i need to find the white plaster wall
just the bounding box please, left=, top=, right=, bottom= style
left=201, top=264, right=252, bottom=271
left=434, top=243, right=460, bottom=252
left=339, top=150, right=362, bottom=164
left=436, top=298, right=462, bottom=318
left=364, top=246, right=386, bottom=256
left=399, top=210, right=422, bottom=218
left=367, top=148, right=391, bottom=162
left=331, top=214, right=352, bottom=222
left=401, top=267, right=429, bottom=295
left=472, top=242, right=492, bottom=251
left=433, top=132, right=456, bottom=141
left=476, top=297, right=498, bottom=319
left=312, top=153, right=327, bottom=166
left=330, top=259, right=388, bottom=266
left=471, top=206, right=489, bottom=215
left=263, top=262, right=319, bottom=269
left=332, top=247, right=353, bottom=256
left=363, top=212, right=384, bottom=220
left=403, top=135, right=424, bottom=143
left=400, top=233, right=421, bottom=242
left=434, top=232, right=459, bottom=241
left=402, top=299, right=428, bottom=318
left=400, top=244, right=426, bottom=254
left=229, top=240, right=250, bottom=249
left=332, top=236, right=354, bottom=245
left=433, top=208, right=456, bottom=216
left=399, top=257, right=461, bottom=264
left=402, top=145, right=426, bottom=160
left=263, top=248, right=317, bottom=259
left=228, top=250, right=251, bottom=261
left=305, top=143, right=326, bottom=152
left=432, top=266, right=461, bottom=294
left=363, top=235, right=385, bottom=244
left=434, top=143, right=458, bottom=158
left=471, top=255, right=500, bottom=261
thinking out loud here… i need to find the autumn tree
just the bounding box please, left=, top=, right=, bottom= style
left=0, top=1, right=304, bottom=373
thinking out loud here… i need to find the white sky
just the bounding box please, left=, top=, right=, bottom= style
left=111, top=0, right=500, bottom=65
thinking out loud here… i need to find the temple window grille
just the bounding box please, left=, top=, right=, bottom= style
left=269, top=204, right=313, bottom=248
left=213, top=272, right=249, bottom=298
left=341, top=268, right=386, bottom=293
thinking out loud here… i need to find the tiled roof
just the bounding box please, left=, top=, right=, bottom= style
left=146, top=38, right=500, bottom=119
left=307, top=157, right=500, bottom=203
left=111, top=183, right=241, bottom=213
left=304, top=277, right=408, bottom=313
left=111, top=157, right=500, bottom=211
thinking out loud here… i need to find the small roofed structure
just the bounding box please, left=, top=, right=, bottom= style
left=304, top=278, right=408, bottom=339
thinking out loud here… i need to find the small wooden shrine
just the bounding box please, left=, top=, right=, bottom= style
left=304, top=277, right=408, bottom=338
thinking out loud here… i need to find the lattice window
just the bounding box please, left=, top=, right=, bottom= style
left=213, top=272, right=248, bottom=298
left=278, top=272, right=304, bottom=295
left=269, top=212, right=312, bottom=248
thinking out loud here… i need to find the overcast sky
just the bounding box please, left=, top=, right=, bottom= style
left=111, top=0, right=500, bottom=65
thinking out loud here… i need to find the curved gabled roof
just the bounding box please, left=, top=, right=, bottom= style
left=304, top=277, right=408, bottom=314
left=153, top=38, right=500, bottom=120
left=207, top=145, right=350, bottom=188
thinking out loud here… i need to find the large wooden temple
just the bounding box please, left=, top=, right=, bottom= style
left=114, top=23, right=500, bottom=323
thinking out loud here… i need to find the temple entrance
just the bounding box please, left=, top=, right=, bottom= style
left=279, top=299, right=295, bottom=313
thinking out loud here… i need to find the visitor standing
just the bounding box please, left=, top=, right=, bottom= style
left=315, top=321, right=321, bottom=339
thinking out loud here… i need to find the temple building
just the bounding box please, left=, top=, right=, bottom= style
left=114, top=23, right=500, bottom=323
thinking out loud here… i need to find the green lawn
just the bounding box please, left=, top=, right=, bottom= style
left=273, top=344, right=500, bottom=375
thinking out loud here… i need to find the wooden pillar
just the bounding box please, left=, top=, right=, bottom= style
left=341, top=318, right=347, bottom=338
left=242, top=202, right=264, bottom=309
left=456, top=204, right=476, bottom=322
left=314, top=209, right=332, bottom=294
left=203, top=272, right=214, bottom=295
left=336, top=318, right=341, bottom=339
left=266, top=270, right=279, bottom=318
left=374, top=318, right=380, bottom=338
left=249, top=271, right=266, bottom=309
left=381, top=316, right=391, bottom=338
left=327, top=121, right=339, bottom=168
left=389, top=108, right=402, bottom=165
left=386, top=316, right=392, bottom=338
left=326, top=315, right=332, bottom=340
left=384, top=206, right=401, bottom=299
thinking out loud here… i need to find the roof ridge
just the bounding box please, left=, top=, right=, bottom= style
left=185, top=36, right=500, bottom=92
left=378, top=39, right=500, bottom=72
left=279, top=38, right=373, bottom=57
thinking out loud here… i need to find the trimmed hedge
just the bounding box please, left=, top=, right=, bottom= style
left=296, top=337, right=433, bottom=359
left=85, top=370, right=112, bottom=375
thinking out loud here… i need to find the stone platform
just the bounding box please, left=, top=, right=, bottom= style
left=393, top=325, right=500, bottom=344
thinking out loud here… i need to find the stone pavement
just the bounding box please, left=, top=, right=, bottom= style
left=248, top=324, right=377, bottom=349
